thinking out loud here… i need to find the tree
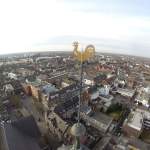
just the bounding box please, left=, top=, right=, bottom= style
left=0, top=100, right=5, bottom=112
left=106, top=103, right=123, bottom=114
left=10, top=95, right=22, bottom=108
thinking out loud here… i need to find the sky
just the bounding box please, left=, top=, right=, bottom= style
left=0, top=0, right=150, bottom=57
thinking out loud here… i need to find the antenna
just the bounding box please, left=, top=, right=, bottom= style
left=71, top=42, right=95, bottom=150
left=77, top=46, right=83, bottom=123
left=58, top=42, right=95, bottom=150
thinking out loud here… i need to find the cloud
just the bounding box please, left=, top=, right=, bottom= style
left=0, top=0, right=150, bottom=57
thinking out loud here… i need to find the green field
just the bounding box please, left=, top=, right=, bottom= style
left=109, top=111, right=122, bottom=120
left=140, top=130, right=150, bottom=143
left=106, top=103, right=123, bottom=121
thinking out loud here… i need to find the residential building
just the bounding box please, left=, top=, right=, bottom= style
left=135, top=87, right=150, bottom=107
left=123, top=108, right=150, bottom=138
left=17, top=68, right=35, bottom=77
left=80, top=112, right=113, bottom=133
left=3, top=84, right=14, bottom=95
left=84, top=77, right=94, bottom=86
left=117, top=88, right=135, bottom=99
left=8, top=72, right=17, bottom=80
left=99, top=85, right=110, bottom=96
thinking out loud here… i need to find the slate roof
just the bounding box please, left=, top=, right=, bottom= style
left=54, top=96, right=79, bottom=115
left=0, top=116, right=41, bottom=150
left=41, top=84, right=58, bottom=95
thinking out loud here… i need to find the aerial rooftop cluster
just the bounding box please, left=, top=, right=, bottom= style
left=0, top=50, right=150, bottom=150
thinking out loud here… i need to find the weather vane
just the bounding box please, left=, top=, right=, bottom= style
left=70, top=41, right=95, bottom=150
left=73, top=41, right=95, bottom=62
